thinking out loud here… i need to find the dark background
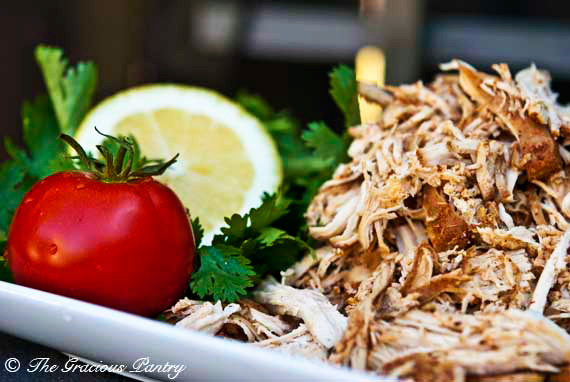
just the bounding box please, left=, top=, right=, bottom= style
left=2, top=0, right=570, bottom=161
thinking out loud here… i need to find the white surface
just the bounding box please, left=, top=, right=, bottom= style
left=0, top=281, right=390, bottom=381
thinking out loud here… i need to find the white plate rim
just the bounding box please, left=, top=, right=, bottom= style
left=0, top=280, right=393, bottom=381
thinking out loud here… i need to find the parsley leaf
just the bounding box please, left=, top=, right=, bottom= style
left=330, top=65, right=360, bottom=127
left=235, top=92, right=273, bottom=121
left=6, top=96, right=63, bottom=180
left=35, top=45, right=97, bottom=135
left=250, top=240, right=304, bottom=278
left=0, top=160, right=28, bottom=233
left=256, top=227, right=289, bottom=247
left=218, top=213, right=248, bottom=244
left=191, top=65, right=362, bottom=302
left=257, top=227, right=312, bottom=252
left=191, top=217, right=204, bottom=248
left=211, top=191, right=291, bottom=246
left=22, top=96, right=61, bottom=167
left=0, top=257, right=10, bottom=283
left=0, top=46, right=98, bottom=247
left=190, top=245, right=255, bottom=302
left=190, top=191, right=311, bottom=302
left=249, top=192, right=291, bottom=231
left=302, top=121, right=349, bottom=165
left=0, top=233, right=11, bottom=283
left=0, top=231, right=6, bottom=256
left=236, top=92, right=330, bottom=180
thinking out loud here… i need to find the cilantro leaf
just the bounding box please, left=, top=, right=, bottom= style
left=190, top=245, right=255, bottom=302
left=35, top=45, right=97, bottom=135
left=0, top=46, right=98, bottom=238
left=191, top=65, right=361, bottom=303
left=0, top=161, right=27, bottom=233
left=236, top=92, right=330, bottom=180
left=256, top=227, right=288, bottom=247
left=48, top=153, right=84, bottom=173
left=191, top=217, right=204, bottom=247
left=9, top=96, right=63, bottom=179
left=257, top=227, right=312, bottom=252
left=0, top=256, right=11, bottom=283
left=0, top=231, right=6, bottom=255
left=250, top=240, right=305, bottom=277
left=0, top=97, right=65, bottom=234
left=249, top=192, right=291, bottom=231
left=302, top=121, right=348, bottom=165
left=0, top=233, right=11, bottom=282
left=218, top=213, right=248, bottom=243
left=239, top=238, right=258, bottom=259
left=235, top=92, right=273, bottom=121
left=22, top=96, right=61, bottom=162
left=211, top=192, right=291, bottom=245
left=330, top=65, right=360, bottom=127
left=190, top=191, right=311, bottom=302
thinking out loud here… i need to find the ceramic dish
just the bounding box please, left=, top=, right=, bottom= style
left=0, top=280, right=389, bottom=381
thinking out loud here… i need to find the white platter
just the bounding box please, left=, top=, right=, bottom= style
left=0, top=281, right=390, bottom=381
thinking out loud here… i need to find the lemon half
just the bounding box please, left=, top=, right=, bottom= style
left=76, top=85, right=282, bottom=244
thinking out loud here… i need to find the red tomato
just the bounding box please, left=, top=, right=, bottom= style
left=6, top=171, right=195, bottom=317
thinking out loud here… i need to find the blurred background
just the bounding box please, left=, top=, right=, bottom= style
left=2, top=0, right=570, bottom=160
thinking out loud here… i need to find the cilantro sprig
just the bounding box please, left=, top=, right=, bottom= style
left=330, top=65, right=360, bottom=127
left=1, top=46, right=97, bottom=234
left=190, top=245, right=256, bottom=302
left=0, top=233, right=9, bottom=282
left=35, top=46, right=97, bottom=135
left=0, top=46, right=97, bottom=281
left=190, top=193, right=311, bottom=302
left=191, top=66, right=359, bottom=302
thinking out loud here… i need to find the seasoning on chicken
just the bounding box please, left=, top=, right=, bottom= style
left=301, top=60, right=570, bottom=379
left=170, top=60, right=570, bottom=381
left=423, top=185, right=470, bottom=251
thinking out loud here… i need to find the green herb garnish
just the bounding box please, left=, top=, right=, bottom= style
left=190, top=192, right=310, bottom=302
left=35, top=45, right=97, bottom=135
left=0, top=45, right=359, bottom=298
left=330, top=65, right=360, bottom=127
left=190, top=66, right=358, bottom=302
left=0, top=46, right=97, bottom=281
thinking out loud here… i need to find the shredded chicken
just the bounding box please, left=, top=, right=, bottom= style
left=169, top=61, right=570, bottom=381
left=171, top=299, right=241, bottom=335
left=253, top=277, right=348, bottom=349
left=530, top=229, right=570, bottom=313
left=366, top=309, right=570, bottom=377
left=254, top=324, right=328, bottom=361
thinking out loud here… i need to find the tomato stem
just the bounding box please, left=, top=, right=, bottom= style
left=59, top=134, right=92, bottom=171
left=114, top=146, right=127, bottom=175
left=59, top=129, right=179, bottom=182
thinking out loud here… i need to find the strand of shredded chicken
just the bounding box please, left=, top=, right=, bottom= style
left=169, top=61, right=570, bottom=382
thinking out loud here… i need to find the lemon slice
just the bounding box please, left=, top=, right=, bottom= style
left=75, top=84, right=282, bottom=244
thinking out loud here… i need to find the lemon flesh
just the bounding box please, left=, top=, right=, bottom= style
left=75, top=85, right=282, bottom=244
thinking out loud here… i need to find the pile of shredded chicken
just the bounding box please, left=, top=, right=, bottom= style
left=168, top=61, right=570, bottom=381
